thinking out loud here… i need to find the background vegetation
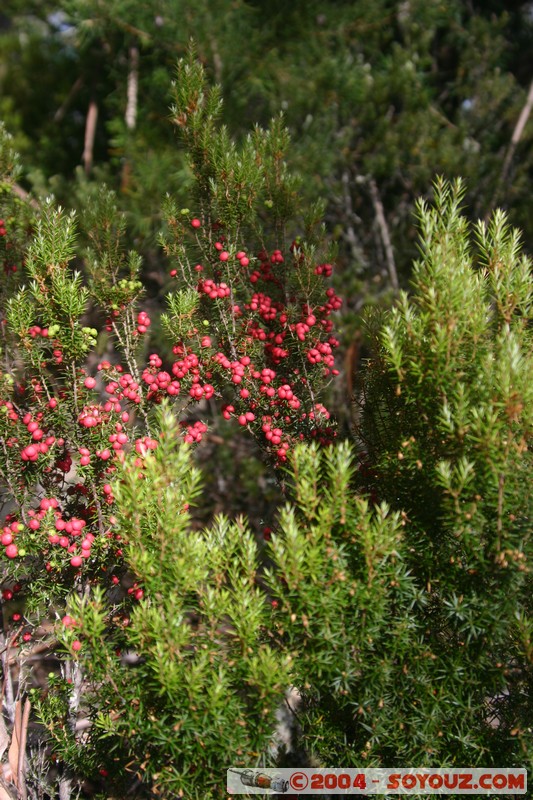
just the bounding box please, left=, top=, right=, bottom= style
left=0, top=2, right=531, bottom=798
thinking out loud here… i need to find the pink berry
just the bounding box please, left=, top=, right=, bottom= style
left=72, top=640, right=82, bottom=652
left=84, top=377, right=96, bottom=389
left=5, top=544, right=18, bottom=558
left=70, top=556, right=82, bottom=568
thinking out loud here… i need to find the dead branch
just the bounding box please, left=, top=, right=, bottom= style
left=490, top=79, right=533, bottom=212
left=340, top=170, right=368, bottom=267
left=17, top=699, right=30, bottom=800
left=54, top=76, right=84, bottom=122
left=58, top=777, right=73, bottom=800
left=82, top=100, right=98, bottom=176
left=368, top=177, right=399, bottom=291
left=9, top=184, right=38, bottom=210
left=125, top=46, right=139, bottom=131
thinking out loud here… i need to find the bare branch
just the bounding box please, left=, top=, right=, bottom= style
left=54, top=76, right=84, bottom=122
left=82, top=100, right=98, bottom=176
left=10, top=184, right=38, bottom=210
left=125, top=46, right=139, bottom=131
left=490, top=79, right=533, bottom=211
left=17, top=699, right=30, bottom=800
left=58, top=777, right=73, bottom=800
left=368, top=177, right=399, bottom=291
left=339, top=170, right=368, bottom=267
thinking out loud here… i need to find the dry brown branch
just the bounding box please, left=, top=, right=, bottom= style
left=0, top=633, right=20, bottom=725
left=82, top=100, right=98, bottom=176
left=0, top=778, right=15, bottom=800
left=368, top=177, right=399, bottom=291
left=0, top=715, right=8, bottom=765
left=58, top=777, right=73, bottom=800
left=339, top=170, right=368, bottom=266
left=6, top=700, right=20, bottom=788
left=17, top=700, right=30, bottom=800
left=125, top=46, right=139, bottom=131
left=54, top=76, right=84, bottom=122
left=10, top=184, right=38, bottom=210
left=490, top=79, right=533, bottom=211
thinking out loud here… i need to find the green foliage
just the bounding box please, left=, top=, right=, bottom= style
left=40, top=406, right=290, bottom=798
left=3, top=0, right=532, bottom=323
left=350, top=180, right=532, bottom=765
left=0, top=123, right=35, bottom=302
left=1, top=15, right=532, bottom=792
left=167, top=49, right=301, bottom=240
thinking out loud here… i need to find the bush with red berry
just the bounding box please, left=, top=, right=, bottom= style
left=0, top=55, right=343, bottom=797
left=3, top=48, right=529, bottom=800
left=0, top=55, right=343, bottom=617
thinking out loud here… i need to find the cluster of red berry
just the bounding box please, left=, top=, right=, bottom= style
left=158, top=218, right=342, bottom=461
left=0, top=206, right=342, bottom=650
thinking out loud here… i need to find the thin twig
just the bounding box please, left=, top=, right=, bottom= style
left=10, top=184, right=39, bottom=210
left=125, top=46, right=139, bottom=131
left=17, top=699, right=30, bottom=800
left=1, top=630, right=23, bottom=724
left=58, top=777, right=73, bottom=800
left=54, top=76, right=84, bottom=122
left=490, top=79, right=533, bottom=212
left=82, top=100, right=98, bottom=176
left=368, top=177, right=399, bottom=291
left=210, top=36, right=223, bottom=84
left=339, top=170, right=367, bottom=266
